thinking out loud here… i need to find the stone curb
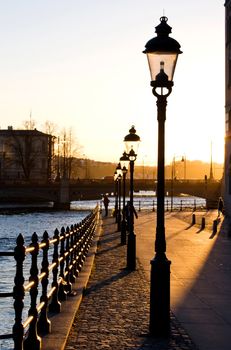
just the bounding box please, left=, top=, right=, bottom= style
left=41, top=213, right=103, bottom=350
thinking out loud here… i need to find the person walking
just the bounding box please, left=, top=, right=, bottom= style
left=124, top=201, right=138, bottom=231
left=218, top=197, right=224, bottom=217
left=103, top=194, right=110, bottom=217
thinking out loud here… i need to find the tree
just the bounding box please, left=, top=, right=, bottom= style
left=22, top=114, right=37, bottom=130
left=57, top=128, right=83, bottom=180
left=7, top=132, right=36, bottom=180
left=42, top=121, right=58, bottom=135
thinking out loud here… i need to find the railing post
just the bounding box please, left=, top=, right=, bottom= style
left=180, top=200, right=183, bottom=211
left=58, top=227, right=68, bottom=301
left=81, top=228, right=88, bottom=262
left=76, top=224, right=81, bottom=271
left=86, top=218, right=94, bottom=251
left=201, top=217, right=205, bottom=230
left=69, top=225, right=77, bottom=284
left=76, top=222, right=82, bottom=275
left=192, top=213, right=196, bottom=225
left=37, top=231, right=51, bottom=335
left=49, top=229, right=61, bottom=313
left=75, top=223, right=82, bottom=276
left=79, top=223, right=85, bottom=268
left=193, top=199, right=196, bottom=211
left=64, top=226, right=72, bottom=294
left=166, top=200, right=168, bottom=212
left=152, top=200, right=155, bottom=212
left=24, top=232, right=41, bottom=350
left=138, top=201, right=141, bottom=212
left=13, top=234, right=26, bottom=350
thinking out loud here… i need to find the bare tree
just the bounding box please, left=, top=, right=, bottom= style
left=7, top=132, right=36, bottom=180
left=22, top=113, right=37, bottom=130
left=58, top=128, right=83, bottom=179
left=42, top=121, right=58, bottom=135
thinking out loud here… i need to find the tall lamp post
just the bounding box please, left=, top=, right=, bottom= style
left=114, top=171, right=118, bottom=222
left=124, top=126, right=140, bottom=270
left=120, top=151, right=129, bottom=245
left=171, top=155, right=186, bottom=211
left=116, top=163, right=122, bottom=231
left=182, top=155, right=186, bottom=180
left=143, top=16, right=182, bottom=336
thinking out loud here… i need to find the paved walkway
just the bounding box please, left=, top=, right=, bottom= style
left=135, top=210, right=231, bottom=350
left=65, top=213, right=204, bottom=350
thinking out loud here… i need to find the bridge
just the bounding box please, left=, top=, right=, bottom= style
left=0, top=178, right=221, bottom=209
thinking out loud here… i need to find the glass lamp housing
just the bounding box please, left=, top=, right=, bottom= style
left=120, top=151, right=129, bottom=170
left=124, top=126, right=140, bottom=155
left=128, top=149, right=137, bottom=162
left=146, top=53, right=178, bottom=82
left=122, top=166, right=127, bottom=175
left=116, top=163, right=123, bottom=177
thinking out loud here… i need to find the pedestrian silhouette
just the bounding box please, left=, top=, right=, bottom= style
left=124, top=201, right=138, bottom=230
left=103, top=194, right=110, bottom=217
left=218, top=197, right=224, bottom=217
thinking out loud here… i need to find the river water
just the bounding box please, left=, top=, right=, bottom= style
left=0, top=195, right=205, bottom=349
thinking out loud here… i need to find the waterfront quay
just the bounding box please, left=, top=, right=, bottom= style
left=41, top=209, right=230, bottom=350
left=0, top=178, right=221, bottom=207
left=1, top=208, right=229, bottom=349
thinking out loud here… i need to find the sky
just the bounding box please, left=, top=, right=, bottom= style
left=0, top=0, right=225, bottom=166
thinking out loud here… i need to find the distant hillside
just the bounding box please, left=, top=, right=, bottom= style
left=164, top=160, right=223, bottom=180
left=72, top=158, right=223, bottom=180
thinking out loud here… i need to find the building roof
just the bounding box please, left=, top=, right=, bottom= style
left=0, top=128, right=55, bottom=138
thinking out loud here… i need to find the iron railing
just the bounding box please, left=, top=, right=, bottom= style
left=0, top=205, right=99, bottom=350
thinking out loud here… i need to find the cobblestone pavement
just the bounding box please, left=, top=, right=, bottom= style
left=65, top=217, right=199, bottom=350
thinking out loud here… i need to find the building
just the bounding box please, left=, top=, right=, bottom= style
left=0, top=127, right=55, bottom=182
left=224, top=1, right=231, bottom=216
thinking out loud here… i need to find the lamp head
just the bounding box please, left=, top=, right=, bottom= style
left=128, top=148, right=137, bottom=162
left=122, top=166, right=127, bottom=175
left=124, top=126, right=140, bottom=155
left=114, top=171, right=118, bottom=181
left=116, top=162, right=123, bottom=176
left=120, top=151, right=129, bottom=170
left=143, top=16, right=182, bottom=90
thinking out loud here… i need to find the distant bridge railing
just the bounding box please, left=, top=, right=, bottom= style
left=0, top=205, right=99, bottom=350
left=132, top=198, right=207, bottom=212
left=0, top=178, right=222, bottom=203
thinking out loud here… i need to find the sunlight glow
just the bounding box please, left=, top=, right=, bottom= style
left=0, top=0, right=225, bottom=165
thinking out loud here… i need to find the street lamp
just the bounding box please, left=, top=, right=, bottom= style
left=114, top=170, right=118, bottom=222
left=120, top=151, right=129, bottom=244
left=116, top=163, right=123, bottom=231
left=143, top=16, right=182, bottom=336
left=182, top=155, right=186, bottom=180
left=124, top=126, right=140, bottom=270
left=171, top=155, right=186, bottom=211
